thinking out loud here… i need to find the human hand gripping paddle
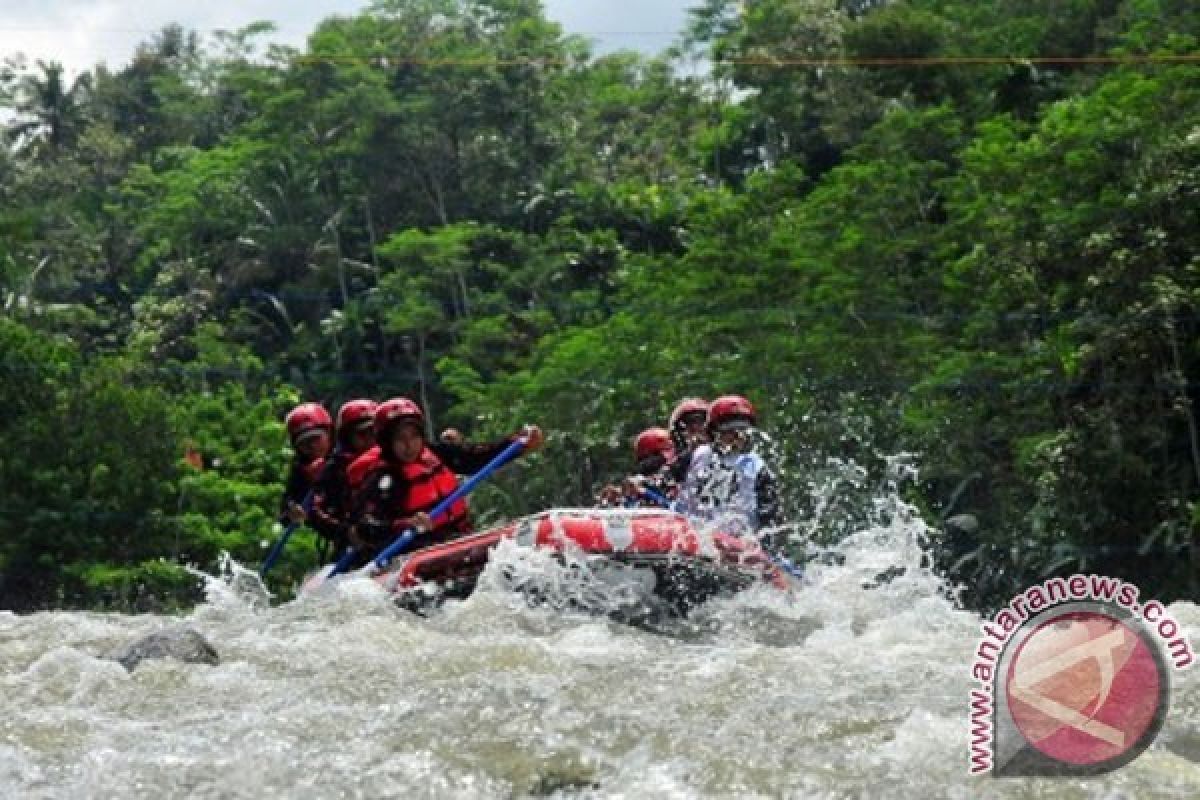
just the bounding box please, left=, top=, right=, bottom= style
left=260, top=445, right=344, bottom=577
left=637, top=485, right=677, bottom=510
left=259, top=491, right=314, bottom=577
left=304, top=435, right=530, bottom=590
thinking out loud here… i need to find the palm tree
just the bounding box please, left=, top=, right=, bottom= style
left=5, top=61, right=89, bottom=159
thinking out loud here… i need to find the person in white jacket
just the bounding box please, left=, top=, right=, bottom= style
left=679, top=394, right=780, bottom=538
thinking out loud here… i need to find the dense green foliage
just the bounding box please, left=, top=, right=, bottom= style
left=1, top=0, right=1198, bottom=610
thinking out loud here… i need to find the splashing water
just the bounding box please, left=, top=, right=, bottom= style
left=185, top=552, right=272, bottom=614
left=1, top=466, right=1197, bottom=798
left=478, top=537, right=664, bottom=619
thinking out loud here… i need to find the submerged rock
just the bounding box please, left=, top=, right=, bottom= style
left=111, top=626, right=219, bottom=672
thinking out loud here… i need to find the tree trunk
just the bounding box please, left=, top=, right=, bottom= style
left=1167, top=322, right=1200, bottom=595
left=457, top=270, right=471, bottom=318
left=417, top=332, right=434, bottom=439
left=331, top=221, right=349, bottom=308
left=363, top=195, right=380, bottom=280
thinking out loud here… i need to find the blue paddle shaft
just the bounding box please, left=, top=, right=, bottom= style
left=262, top=445, right=346, bottom=577
left=372, top=437, right=527, bottom=570
left=322, top=436, right=529, bottom=581
left=768, top=550, right=805, bottom=581
left=327, top=543, right=360, bottom=577
left=260, top=490, right=316, bottom=577
left=639, top=487, right=673, bottom=508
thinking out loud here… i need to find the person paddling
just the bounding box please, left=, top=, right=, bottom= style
left=308, top=398, right=378, bottom=559
left=678, top=395, right=781, bottom=537
left=279, top=402, right=333, bottom=527
left=667, top=397, right=710, bottom=484
left=598, top=427, right=681, bottom=507
left=345, top=397, right=544, bottom=560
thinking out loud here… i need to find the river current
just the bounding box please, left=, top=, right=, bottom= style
left=1, top=500, right=1197, bottom=798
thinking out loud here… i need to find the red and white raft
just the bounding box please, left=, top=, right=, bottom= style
left=371, top=508, right=792, bottom=613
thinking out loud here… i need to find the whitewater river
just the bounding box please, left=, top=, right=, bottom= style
left=1, top=510, right=1198, bottom=799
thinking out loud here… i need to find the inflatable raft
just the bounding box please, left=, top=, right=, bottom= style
left=370, top=508, right=791, bottom=615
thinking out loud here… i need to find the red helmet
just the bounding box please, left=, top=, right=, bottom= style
left=669, top=398, right=709, bottom=431
left=374, top=397, right=424, bottom=437
left=337, top=399, right=378, bottom=433
left=285, top=403, right=332, bottom=442
left=634, top=427, right=675, bottom=464
left=707, top=395, right=756, bottom=432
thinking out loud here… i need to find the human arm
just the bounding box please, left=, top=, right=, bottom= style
left=430, top=425, right=543, bottom=474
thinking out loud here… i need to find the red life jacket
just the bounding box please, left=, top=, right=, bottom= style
left=398, top=446, right=470, bottom=535
left=347, top=446, right=383, bottom=491
left=348, top=446, right=470, bottom=539
left=299, top=457, right=326, bottom=485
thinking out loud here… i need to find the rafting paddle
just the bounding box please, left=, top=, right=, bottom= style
left=260, top=444, right=345, bottom=577
left=762, top=546, right=806, bottom=582
left=260, top=491, right=314, bottom=577
left=638, top=486, right=677, bottom=509
left=304, top=436, right=528, bottom=590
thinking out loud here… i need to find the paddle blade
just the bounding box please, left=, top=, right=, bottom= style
left=302, top=542, right=369, bottom=593
left=300, top=563, right=339, bottom=594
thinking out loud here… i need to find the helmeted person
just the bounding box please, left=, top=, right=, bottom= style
left=345, top=397, right=544, bottom=557
left=678, top=395, right=780, bottom=537
left=279, top=402, right=333, bottom=526
left=596, top=427, right=679, bottom=508
left=308, top=398, right=378, bottom=557
left=667, top=397, right=709, bottom=484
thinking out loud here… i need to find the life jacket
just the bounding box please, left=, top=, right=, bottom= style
left=348, top=445, right=470, bottom=540
left=680, top=444, right=767, bottom=535
left=309, top=447, right=373, bottom=546
left=300, top=457, right=326, bottom=485
left=328, top=446, right=373, bottom=497
left=396, top=446, right=470, bottom=535
left=281, top=455, right=326, bottom=511
left=346, top=446, right=383, bottom=491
